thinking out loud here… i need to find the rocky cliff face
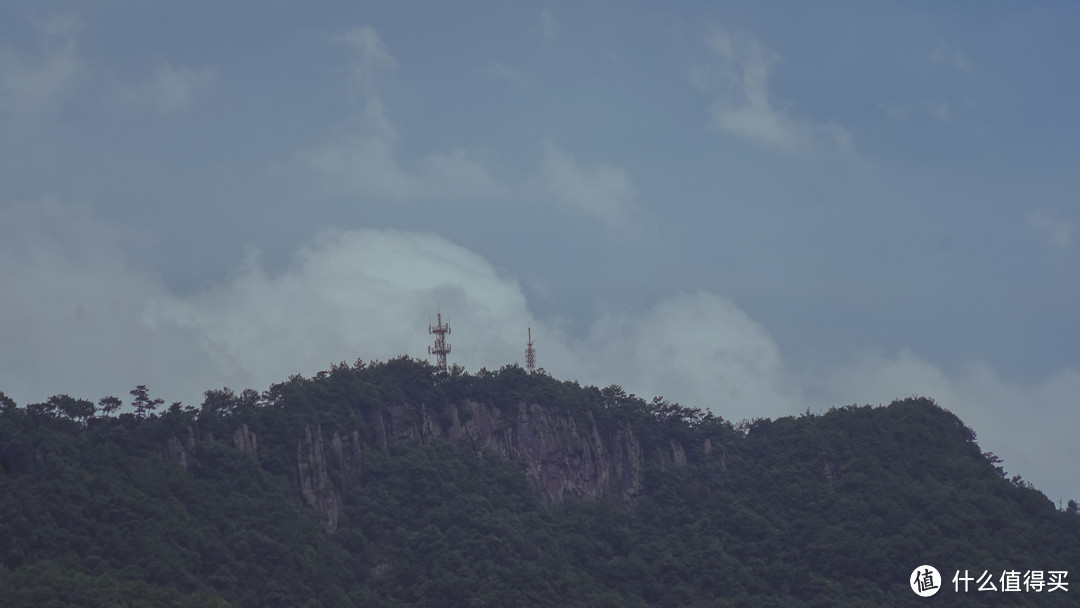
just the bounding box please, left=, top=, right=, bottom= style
left=296, top=424, right=341, bottom=533
left=291, top=399, right=673, bottom=532
left=233, top=423, right=257, bottom=454
left=451, top=401, right=636, bottom=501
left=168, top=398, right=694, bottom=533
left=163, top=425, right=196, bottom=469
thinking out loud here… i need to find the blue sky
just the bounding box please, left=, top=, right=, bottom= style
left=1, top=2, right=1077, bottom=502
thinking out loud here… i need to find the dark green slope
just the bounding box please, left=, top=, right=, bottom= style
left=0, top=358, right=1076, bottom=607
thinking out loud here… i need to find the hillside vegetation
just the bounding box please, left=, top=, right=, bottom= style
left=1, top=357, right=1077, bottom=607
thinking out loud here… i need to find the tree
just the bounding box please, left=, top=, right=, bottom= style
left=130, top=385, right=164, bottom=420
left=50, top=395, right=96, bottom=422
left=99, top=396, right=123, bottom=417
left=0, top=390, right=16, bottom=413
left=26, top=399, right=57, bottom=418
left=601, top=385, right=630, bottom=409
left=201, top=388, right=238, bottom=419
left=237, top=389, right=261, bottom=416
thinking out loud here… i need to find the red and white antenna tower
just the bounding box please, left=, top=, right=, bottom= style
left=525, top=327, right=536, bottom=372
left=428, top=304, right=451, bottom=371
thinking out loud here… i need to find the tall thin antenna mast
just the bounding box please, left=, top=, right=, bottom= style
left=525, top=327, right=536, bottom=372
left=428, top=303, right=451, bottom=372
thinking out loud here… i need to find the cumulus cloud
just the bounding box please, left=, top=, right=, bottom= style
left=302, top=132, right=638, bottom=232
left=0, top=212, right=787, bottom=426
left=0, top=202, right=186, bottom=404
left=579, top=292, right=801, bottom=421
left=300, top=26, right=503, bottom=203
left=300, top=27, right=639, bottom=232
left=145, top=229, right=549, bottom=388
left=300, top=134, right=415, bottom=199
left=336, top=25, right=397, bottom=139
left=0, top=207, right=1076, bottom=501
left=1026, top=208, right=1073, bottom=249
left=337, top=26, right=397, bottom=96
left=693, top=29, right=850, bottom=153
left=0, top=14, right=88, bottom=125
left=0, top=216, right=552, bottom=407
left=535, top=141, right=640, bottom=230
left=152, top=63, right=215, bottom=112
left=420, top=148, right=504, bottom=199
left=300, top=133, right=502, bottom=202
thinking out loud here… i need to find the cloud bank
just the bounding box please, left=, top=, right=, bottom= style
left=0, top=14, right=88, bottom=127
left=1, top=208, right=1075, bottom=501
left=693, top=29, right=850, bottom=153
left=299, top=27, right=639, bottom=231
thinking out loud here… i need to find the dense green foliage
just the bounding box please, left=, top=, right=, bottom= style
left=1, top=357, right=1077, bottom=606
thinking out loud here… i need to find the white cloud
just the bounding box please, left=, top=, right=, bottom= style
left=0, top=212, right=787, bottom=425
left=336, top=26, right=397, bottom=98
left=1026, top=208, right=1073, bottom=249
left=300, top=133, right=502, bottom=202
left=0, top=14, right=88, bottom=125
left=694, top=29, right=850, bottom=154
left=420, top=148, right=504, bottom=199
left=579, top=292, right=800, bottom=421
left=536, top=141, right=639, bottom=230
left=0, top=202, right=190, bottom=404
left=152, top=63, right=215, bottom=112
left=932, top=41, right=972, bottom=73
left=0, top=208, right=1076, bottom=501
left=144, top=229, right=546, bottom=388
left=0, top=217, right=552, bottom=407
left=581, top=299, right=1080, bottom=502
left=300, top=133, right=416, bottom=199
left=301, top=26, right=504, bottom=203
left=335, top=25, right=397, bottom=140
left=302, top=133, right=637, bottom=232
left=298, top=26, right=408, bottom=196
left=302, top=26, right=639, bottom=233
left=540, top=8, right=560, bottom=46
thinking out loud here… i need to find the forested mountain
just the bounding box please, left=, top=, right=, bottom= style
left=1, top=356, right=1077, bottom=607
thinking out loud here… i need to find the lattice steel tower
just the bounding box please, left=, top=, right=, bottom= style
left=428, top=306, right=451, bottom=371
left=525, top=327, right=536, bottom=372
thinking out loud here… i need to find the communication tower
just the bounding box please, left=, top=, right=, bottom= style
left=525, top=327, right=536, bottom=372
left=428, top=306, right=451, bottom=371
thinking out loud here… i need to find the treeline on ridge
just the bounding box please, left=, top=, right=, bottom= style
left=0, top=356, right=1077, bottom=607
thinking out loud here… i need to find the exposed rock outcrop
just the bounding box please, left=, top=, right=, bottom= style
left=168, top=397, right=694, bottom=529
left=330, top=429, right=363, bottom=479
left=284, top=398, right=654, bottom=515
left=233, top=423, right=257, bottom=454
left=670, top=440, right=688, bottom=467
left=163, top=425, right=196, bottom=469
left=296, top=424, right=341, bottom=533
left=434, top=400, right=646, bottom=500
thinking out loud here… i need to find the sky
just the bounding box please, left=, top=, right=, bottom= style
left=1, top=2, right=1077, bottom=502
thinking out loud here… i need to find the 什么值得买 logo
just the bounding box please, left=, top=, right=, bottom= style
left=910, top=565, right=941, bottom=597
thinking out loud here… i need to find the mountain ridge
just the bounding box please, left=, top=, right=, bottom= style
left=1, top=356, right=1077, bottom=607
